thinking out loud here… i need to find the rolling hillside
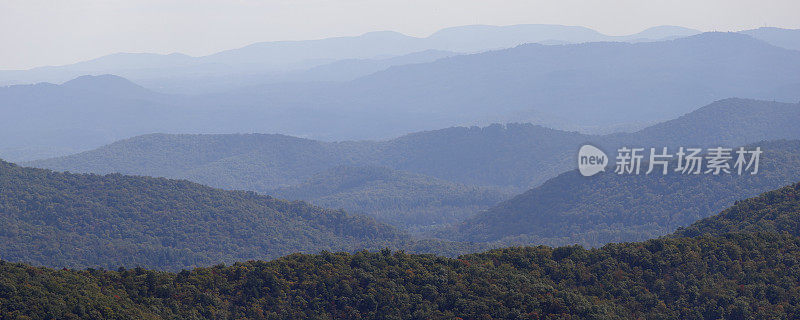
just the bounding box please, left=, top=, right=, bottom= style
left=29, top=98, right=800, bottom=190
left=674, top=180, right=800, bottom=238
left=448, top=140, right=800, bottom=246
left=0, top=159, right=405, bottom=270
left=3, top=181, right=800, bottom=319
left=269, top=166, right=512, bottom=232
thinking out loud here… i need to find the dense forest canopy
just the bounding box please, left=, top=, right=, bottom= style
left=2, top=181, right=800, bottom=319
left=0, top=159, right=405, bottom=270
left=674, top=177, right=800, bottom=237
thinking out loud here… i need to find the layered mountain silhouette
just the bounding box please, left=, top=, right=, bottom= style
left=28, top=98, right=800, bottom=190
left=3, top=32, right=800, bottom=161
left=26, top=98, right=800, bottom=234
left=740, top=27, right=800, bottom=51
left=4, top=20, right=800, bottom=319
left=1, top=24, right=704, bottom=87
left=2, top=25, right=797, bottom=92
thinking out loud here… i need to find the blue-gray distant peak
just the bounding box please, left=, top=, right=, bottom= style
left=61, top=74, right=148, bottom=92
left=630, top=25, right=701, bottom=40
left=740, top=27, right=800, bottom=51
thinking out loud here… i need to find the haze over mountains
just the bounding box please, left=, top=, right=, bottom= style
left=1, top=24, right=704, bottom=89
left=29, top=98, right=800, bottom=188
left=28, top=98, right=800, bottom=234
left=3, top=31, right=800, bottom=162
left=4, top=14, right=800, bottom=318
left=3, top=24, right=799, bottom=94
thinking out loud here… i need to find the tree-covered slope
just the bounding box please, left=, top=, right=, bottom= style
left=4, top=233, right=800, bottom=319
left=270, top=166, right=512, bottom=232
left=0, top=159, right=405, bottom=270
left=5, top=180, right=800, bottom=319
left=449, top=140, right=800, bottom=246
left=674, top=181, right=800, bottom=238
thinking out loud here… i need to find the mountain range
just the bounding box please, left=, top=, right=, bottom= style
left=26, top=98, right=800, bottom=235
left=3, top=19, right=800, bottom=319
left=27, top=98, right=800, bottom=187
left=3, top=32, right=800, bottom=162
left=0, top=24, right=705, bottom=89
left=5, top=24, right=800, bottom=92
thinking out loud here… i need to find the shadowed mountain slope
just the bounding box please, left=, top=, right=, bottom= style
left=0, top=159, right=405, bottom=270
left=448, top=140, right=800, bottom=246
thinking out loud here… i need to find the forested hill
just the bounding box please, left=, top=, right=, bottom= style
left=269, top=166, right=512, bottom=232
left=447, top=140, right=800, bottom=247
left=0, top=159, right=406, bottom=270
left=4, top=181, right=800, bottom=318
left=674, top=181, right=800, bottom=238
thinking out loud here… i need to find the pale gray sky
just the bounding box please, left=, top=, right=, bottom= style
left=1, top=0, right=799, bottom=70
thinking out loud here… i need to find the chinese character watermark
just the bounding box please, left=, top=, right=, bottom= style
left=578, top=145, right=763, bottom=177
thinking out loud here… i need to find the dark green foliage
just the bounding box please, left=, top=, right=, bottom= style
left=4, top=179, right=800, bottom=319
left=675, top=181, right=800, bottom=237
left=4, top=233, right=800, bottom=319
left=449, top=140, right=800, bottom=246
left=0, top=160, right=405, bottom=270
left=270, top=166, right=512, bottom=233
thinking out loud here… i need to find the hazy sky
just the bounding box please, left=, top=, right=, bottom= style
left=2, top=0, right=799, bottom=69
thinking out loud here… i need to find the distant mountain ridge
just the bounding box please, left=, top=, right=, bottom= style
left=740, top=27, right=800, bottom=51
left=4, top=25, right=799, bottom=90
left=4, top=32, right=800, bottom=162
left=25, top=98, right=800, bottom=234
left=28, top=98, right=800, bottom=190
left=1, top=24, right=704, bottom=87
